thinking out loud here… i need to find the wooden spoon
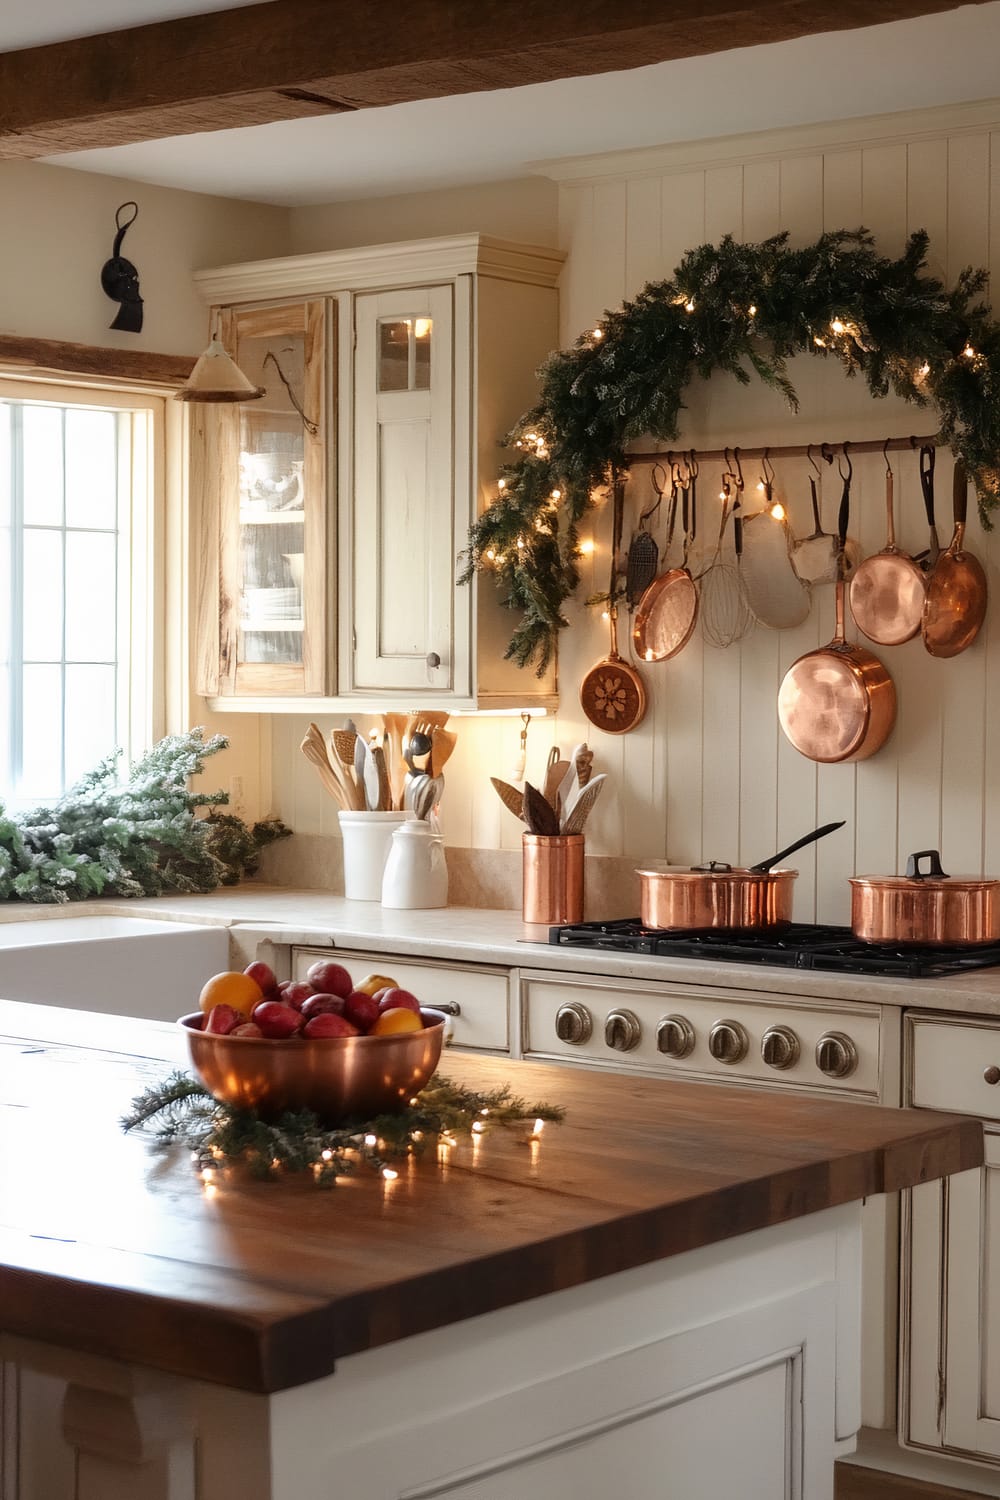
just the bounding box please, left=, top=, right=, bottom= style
left=429, top=727, right=457, bottom=778
left=522, top=781, right=561, bottom=837
left=300, top=725, right=352, bottom=809
left=490, top=777, right=525, bottom=822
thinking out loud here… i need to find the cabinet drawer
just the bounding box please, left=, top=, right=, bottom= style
left=909, top=1013, right=1000, bottom=1120
left=292, top=947, right=509, bottom=1052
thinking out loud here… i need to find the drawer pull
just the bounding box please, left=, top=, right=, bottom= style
left=431, top=1001, right=461, bottom=1017
left=984, top=1065, right=1000, bottom=1086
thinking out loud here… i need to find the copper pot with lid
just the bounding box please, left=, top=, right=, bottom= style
left=637, top=821, right=844, bottom=932
left=850, top=849, right=1000, bottom=946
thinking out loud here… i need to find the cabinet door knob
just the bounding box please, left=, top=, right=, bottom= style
left=985, top=1065, right=1000, bottom=1086
left=426, top=652, right=441, bottom=669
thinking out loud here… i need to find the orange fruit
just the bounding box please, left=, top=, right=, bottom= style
left=356, top=972, right=399, bottom=997
left=198, top=970, right=264, bottom=1017
left=370, top=1007, right=423, bottom=1036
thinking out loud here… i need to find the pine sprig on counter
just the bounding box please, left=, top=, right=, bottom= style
left=0, top=728, right=290, bottom=903
left=461, top=227, right=1000, bottom=674
left=123, top=1071, right=565, bottom=1188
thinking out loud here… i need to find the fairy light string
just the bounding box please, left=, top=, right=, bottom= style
left=459, top=227, right=1000, bottom=675
left=122, top=1073, right=564, bottom=1190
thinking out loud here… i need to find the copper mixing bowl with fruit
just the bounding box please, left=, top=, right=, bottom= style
left=180, top=957, right=447, bottom=1122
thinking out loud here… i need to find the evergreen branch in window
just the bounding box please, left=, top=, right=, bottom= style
left=262, top=349, right=318, bottom=435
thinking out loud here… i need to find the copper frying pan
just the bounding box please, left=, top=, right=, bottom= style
left=778, top=477, right=897, bottom=764
left=632, top=459, right=699, bottom=662
left=848, top=458, right=924, bottom=645
left=922, top=460, right=988, bottom=657
left=580, top=475, right=647, bottom=734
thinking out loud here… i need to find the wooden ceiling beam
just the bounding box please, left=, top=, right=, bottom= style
left=0, top=0, right=982, bottom=160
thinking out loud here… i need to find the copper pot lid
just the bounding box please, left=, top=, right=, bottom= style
left=849, top=849, right=999, bottom=891
left=636, top=862, right=798, bottom=882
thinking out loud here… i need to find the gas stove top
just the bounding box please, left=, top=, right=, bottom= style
left=548, top=918, right=1000, bottom=979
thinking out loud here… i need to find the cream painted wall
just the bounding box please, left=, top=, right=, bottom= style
left=0, top=161, right=290, bottom=353
left=288, top=177, right=557, bottom=255
left=0, top=160, right=292, bottom=822
left=269, top=101, right=1000, bottom=925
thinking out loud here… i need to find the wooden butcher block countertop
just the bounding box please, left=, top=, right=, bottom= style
left=0, top=998, right=982, bottom=1394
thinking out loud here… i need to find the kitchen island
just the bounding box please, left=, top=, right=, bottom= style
left=0, top=998, right=982, bottom=1500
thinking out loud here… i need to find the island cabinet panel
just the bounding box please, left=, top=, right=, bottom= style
left=902, top=1012, right=1000, bottom=1469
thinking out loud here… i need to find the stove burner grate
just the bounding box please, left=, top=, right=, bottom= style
left=548, top=918, right=1000, bottom=978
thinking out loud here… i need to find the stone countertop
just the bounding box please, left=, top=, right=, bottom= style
left=0, top=997, right=982, bottom=1394
left=4, top=886, right=1000, bottom=1016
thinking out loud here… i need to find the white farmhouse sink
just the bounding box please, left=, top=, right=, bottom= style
left=0, top=915, right=229, bottom=1021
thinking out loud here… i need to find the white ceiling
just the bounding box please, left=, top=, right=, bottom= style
left=7, top=2, right=1000, bottom=207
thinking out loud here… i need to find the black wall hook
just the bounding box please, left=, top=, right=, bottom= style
left=100, top=201, right=143, bottom=333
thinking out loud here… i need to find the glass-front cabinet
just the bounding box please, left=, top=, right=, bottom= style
left=191, top=235, right=563, bottom=708
left=193, top=299, right=329, bottom=696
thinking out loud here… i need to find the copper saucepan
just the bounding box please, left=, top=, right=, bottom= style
left=850, top=849, right=1000, bottom=947
left=637, top=820, right=845, bottom=932
left=778, top=465, right=897, bottom=764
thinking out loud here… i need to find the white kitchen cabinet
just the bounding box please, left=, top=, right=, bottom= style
left=292, top=945, right=510, bottom=1052
left=901, top=1011, right=1000, bottom=1468
left=193, top=234, right=564, bottom=711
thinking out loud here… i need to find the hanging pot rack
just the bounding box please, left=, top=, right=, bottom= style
left=624, top=433, right=941, bottom=468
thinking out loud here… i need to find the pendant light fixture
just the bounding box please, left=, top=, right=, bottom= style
left=175, top=335, right=265, bottom=403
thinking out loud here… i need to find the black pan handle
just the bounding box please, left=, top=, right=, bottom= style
left=905, top=849, right=949, bottom=880
left=919, top=445, right=936, bottom=526
left=837, top=475, right=850, bottom=551
left=748, top=821, right=846, bottom=874
left=953, top=459, right=968, bottom=527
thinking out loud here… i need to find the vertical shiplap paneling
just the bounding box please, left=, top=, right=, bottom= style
left=852, top=144, right=910, bottom=886
left=775, top=155, right=825, bottom=918
left=736, top=160, right=784, bottom=870
left=816, top=148, right=864, bottom=921
left=697, top=165, right=745, bottom=864
left=938, top=133, right=991, bottom=877
left=892, top=139, right=951, bottom=873
left=985, top=131, right=1000, bottom=880
left=620, top=176, right=666, bottom=861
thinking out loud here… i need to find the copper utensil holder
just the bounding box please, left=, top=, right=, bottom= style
left=522, top=833, right=584, bottom=925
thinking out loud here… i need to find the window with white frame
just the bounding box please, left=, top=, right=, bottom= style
left=0, top=381, right=164, bottom=806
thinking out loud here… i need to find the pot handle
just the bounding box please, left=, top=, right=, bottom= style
left=747, top=820, right=845, bottom=873
left=905, top=849, right=949, bottom=880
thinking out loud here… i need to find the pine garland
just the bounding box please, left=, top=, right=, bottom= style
left=460, top=228, right=1000, bottom=674
left=0, top=727, right=289, bottom=903
left=122, top=1070, right=565, bottom=1188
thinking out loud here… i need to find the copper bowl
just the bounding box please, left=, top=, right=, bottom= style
left=178, top=1009, right=446, bottom=1122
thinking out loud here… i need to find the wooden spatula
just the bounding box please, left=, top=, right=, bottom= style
left=522, top=781, right=561, bottom=837
left=490, top=777, right=525, bottom=822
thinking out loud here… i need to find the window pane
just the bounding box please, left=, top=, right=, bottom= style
left=19, top=664, right=62, bottom=799
left=22, top=406, right=63, bottom=525
left=0, top=526, right=8, bottom=663
left=22, top=530, right=63, bottom=660
left=414, top=317, right=432, bottom=390
left=65, top=408, right=117, bottom=528
left=0, top=404, right=10, bottom=525
left=378, top=320, right=410, bottom=391
left=64, top=665, right=117, bottom=786
left=66, top=531, right=117, bottom=660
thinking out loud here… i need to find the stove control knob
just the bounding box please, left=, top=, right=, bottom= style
left=657, top=1015, right=696, bottom=1059
left=555, top=1002, right=592, bottom=1046
left=761, top=1025, right=800, bottom=1071
left=816, top=1031, right=858, bottom=1079
left=605, top=1008, right=642, bottom=1053
left=708, top=1019, right=749, bottom=1065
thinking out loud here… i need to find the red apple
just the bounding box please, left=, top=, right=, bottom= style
left=377, top=988, right=422, bottom=1016
left=252, top=1000, right=303, bottom=1039
left=231, top=1021, right=263, bottom=1038
left=305, top=959, right=353, bottom=998
left=204, top=1003, right=244, bottom=1035
left=303, top=1013, right=359, bottom=1039
left=300, top=992, right=347, bottom=1020
left=283, top=980, right=316, bottom=1011
left=244, top=960, right=278, bottom=995
left=343, top=989, right=381, bottom=1032
left=277, top=979, right=292, bottom=995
